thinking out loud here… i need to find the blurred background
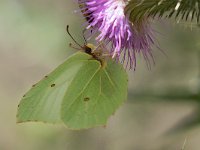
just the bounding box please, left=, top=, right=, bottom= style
left=1, top=0, right=200, bottom=150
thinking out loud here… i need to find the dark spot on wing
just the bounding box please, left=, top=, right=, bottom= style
left=51, top=84, right=56, bottom=87
left=84, top=97, right=90, bottom=102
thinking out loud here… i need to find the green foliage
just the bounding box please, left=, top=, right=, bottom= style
left=17, top=52, right=128, bottom=129
left=126, top=0, right=200, bottom=23
left=166, top=109, right=200, bottom=134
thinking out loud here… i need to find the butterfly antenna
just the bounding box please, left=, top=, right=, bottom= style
left=66, top=25, right=83, bottom=48
left=82, top=28, right=87, bottom=44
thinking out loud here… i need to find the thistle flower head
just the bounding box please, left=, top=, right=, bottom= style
left=78, top=0, right=156, bottom=69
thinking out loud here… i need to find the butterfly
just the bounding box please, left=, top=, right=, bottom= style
left=16, top=25, right=128, bottom=129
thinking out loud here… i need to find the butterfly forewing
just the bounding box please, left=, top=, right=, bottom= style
left=17, top=52, right=96, bottom=123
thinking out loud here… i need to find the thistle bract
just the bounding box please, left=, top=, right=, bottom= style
left=78, top=0, right=156, bottom=69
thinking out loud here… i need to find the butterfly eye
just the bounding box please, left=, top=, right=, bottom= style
left=84, top=46, right=92, bottom=54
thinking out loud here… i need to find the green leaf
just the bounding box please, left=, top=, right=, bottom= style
left=17, top=52, right=128, bottom=129
left=166, top=109, right=200, bottom=135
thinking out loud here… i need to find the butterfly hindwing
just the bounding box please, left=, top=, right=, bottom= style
left=61, top=58, right=128, bottom=129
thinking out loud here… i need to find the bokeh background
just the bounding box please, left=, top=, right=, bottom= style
left=1, top=0, right=200, bottom=150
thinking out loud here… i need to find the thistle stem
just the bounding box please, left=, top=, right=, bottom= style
left=198, top=49, right=200, bottom=93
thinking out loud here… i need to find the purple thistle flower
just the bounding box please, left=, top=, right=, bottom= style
left=78, top=0, right=156, bottom=69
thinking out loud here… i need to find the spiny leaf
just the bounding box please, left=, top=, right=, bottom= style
left=126, top=0, right=200, bottom=24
